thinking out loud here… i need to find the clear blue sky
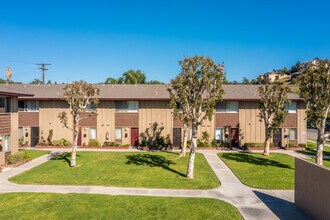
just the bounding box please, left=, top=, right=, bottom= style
left=0, top=0, right=329, bottom=83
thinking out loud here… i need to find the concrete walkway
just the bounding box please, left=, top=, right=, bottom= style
left=0, top=150, right=310, bottom=220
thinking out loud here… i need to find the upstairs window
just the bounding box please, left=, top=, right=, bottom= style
left=18, top=100, right=39, bottom=112
left=85, top=102, right=97, bottom=112
left=115, top=101, right=138, bottom=112
left=0, top=97, right=11, bottom=112
left=285, top=102, right=297, bottom=113
left=216, top=101, right=239, bottom=113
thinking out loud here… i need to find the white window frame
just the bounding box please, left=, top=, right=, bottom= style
left=4, top=135, right=10, bottom=152
left=289, top=128, right=297, bottom=140
left=115, top=128, right=122, bottom=140
left=18, top=127, right=23, bottom=139
left=18, top=100, right=39, bottom=112
left=90, top=127, right=97, bottom=139
left=285, top=102, right=297, bottom=114
left=215, top=128, right=223, bottom=141
left=115, top=101, right=139, bottom=113
left=216, top=101, right=239, bottom=113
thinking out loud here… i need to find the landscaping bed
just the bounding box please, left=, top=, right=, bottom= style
left=218, top=152, right=295, bottom=189
left=0, top=193, right=242, bottom=220
left=79, top=146, right=131, bottom=149
left=10, top=151, right=220, bottom=189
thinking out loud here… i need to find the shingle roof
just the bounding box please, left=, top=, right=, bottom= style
left=4, top=84, right=302, bottom=101
left=0, top=84, right=34, bottom=97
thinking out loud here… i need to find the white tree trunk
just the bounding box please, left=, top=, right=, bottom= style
left=180, top=124, right=188, bottom=157
left=263, top=136, right=271, bottom=156
left=316, top=127, right=325, bottom=166
left=70, top=120, right=79, bottom=167
left=186, top=124, right=197, bottom=179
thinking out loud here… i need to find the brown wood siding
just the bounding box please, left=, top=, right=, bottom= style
left=215, top=113, right=239, bottom=128
left=79, top=113, right=97, bottom=127
left=115, top=113, right=138, bottom=127
left=281, top=114, right=297, bottom=128
left=19, top=112, right=39, bottom=127
left=0, top=114, right=11, bottom=135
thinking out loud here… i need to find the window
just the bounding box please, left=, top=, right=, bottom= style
left=90, top=128, right=97, bottom=139
left=285, top=102, right=297, bottom=113
left=115, top=128, right=122, bottom=139
left=215, top=128, right=223, bottom=141
left=115, top=101, right=138, bottom=112
left=0, top=97, right=10, bottom=112
left=216, top=102, right=239, bottom=113
left=289, top=128, right=297, bottom=140
left=18, top=100, right=39, bottom=112
left=4, top=135, right=10, bottom=152
left=86, top=102, right=96, bottom=112
left=18, top=127, right=23, bottom=139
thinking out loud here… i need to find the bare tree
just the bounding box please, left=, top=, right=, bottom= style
left=58, top=81, right=99, bottom=167
left=258, top=82, right=290, bottom=156
left=170, top=55, right=226, bottom=178
left=298, top=59, right=330, bottom=165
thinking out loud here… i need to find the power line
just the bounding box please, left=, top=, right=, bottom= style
left=36, top=63, right=51, bottom=84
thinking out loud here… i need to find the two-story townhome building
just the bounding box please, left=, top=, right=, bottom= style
left=6, top=84, right=307, bottom=148
left=0, top=85, right=32, bottom=165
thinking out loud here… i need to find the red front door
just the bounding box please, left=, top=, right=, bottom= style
left=230, top=128, right=239, bottom=147
left=77, top=127, right=82, bottom=146
left=131, top=128, right=139, bottom=147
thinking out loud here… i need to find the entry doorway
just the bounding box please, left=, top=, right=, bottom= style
left=173, top=128, right=182, bottom=148
left=30, top=127, right=39, bottom=147
left=273, top=129, right=282, bottom=148
left=130, top=128, right=139, bottom=147
left=77, top=127, right=82, bottom=146
left=230, top=128, right=239, bottom=147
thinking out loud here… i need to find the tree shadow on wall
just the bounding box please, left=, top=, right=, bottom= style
left=126, top=153, right=185, bottom=177
left=140, top=122, right=164, bottom=145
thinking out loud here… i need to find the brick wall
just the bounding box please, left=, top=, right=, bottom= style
left=0, top=114, right=11, bottom=135
left=281, top=114, right=297, bottom=128
left=115, top=113, right=138, bottom=127
left=19, top=112, right=39, bottom=127
left=79, top=113, right=97, bottom=127
left=215, top=113, right=239, bottom=128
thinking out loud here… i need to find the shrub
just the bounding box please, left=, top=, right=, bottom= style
left=211, top=139, right=218, bottom=148
left=62, top=138, right=71, bottom=146
left=243, top=142, right=264, bottom=148
left=197, top=140, right=205, bottom=148
left=38, top=142, right=49, bottom=146
left=19, top=138, right=24, bottom=145
left=103, top=141, right=115, bottom=147
left=298, top=143, right=306, bottom=148
left=289, top=143, right=295, bottom=148
left=7, top=152, right=31, bottom=164
left=115, top=143, right=120, bottom=147
left=221, top=141, right=231, bottom=148
left=47, top=129, right=53, bottom=145
left=270, top=143, right=274, bottom=148
left=120, top=144, right=130, bottom=147
left=140, top=138, right=148, bottom=147
left=88, top=139, right=100, bottom=147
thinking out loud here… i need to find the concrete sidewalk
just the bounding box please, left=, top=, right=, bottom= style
left=0, top=150, right=310, bottom=220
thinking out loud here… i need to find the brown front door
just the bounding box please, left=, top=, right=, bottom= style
left=131, top=128, right=139, bottom=147
left=273, top=129, right=282, bottom=148
left=230, top=128, right=239, bottom=147
left=77, top=127, right=82, bottom=146
left=173, top=128, right=182, bottom=148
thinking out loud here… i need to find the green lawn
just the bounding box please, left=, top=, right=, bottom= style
left=307, top=158, right=330, bottom=168
left=10, top=152, right=219, bottom=189
left=0, top=193, right=242, bottom=220
left=19, top=150, right=50, bottom=159
left=296, top=141, right=330, bottom=157
left=218, top=152, right=294, bottom=189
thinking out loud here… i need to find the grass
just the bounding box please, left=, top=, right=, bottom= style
left=296, top=141, right=330, bottom=157
left=0, top=193, right=242, bottom=220
left=218, top=152, right=294, bottom=189
left=19, top=150, right=50, bottom=159
left=10, top=151, right=219, bottom=189
left=307, top=158, right=330, bottom=168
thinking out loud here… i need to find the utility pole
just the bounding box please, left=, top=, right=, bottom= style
left=36, top=63, right=51, bottom=84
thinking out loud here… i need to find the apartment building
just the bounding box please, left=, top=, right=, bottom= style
left=6, top=84, right=307, bottom=148
left=0, top=85, right=32, bottom=164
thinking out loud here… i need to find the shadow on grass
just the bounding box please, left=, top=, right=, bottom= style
left=126, top=154, right=185, bottom=177
left=253, top=191, right=311, bottom=220
left=221, top=153, right=293, bottom=170
left=50, top=152, right=81, bottom=165
left=296, top=147, right=330, bottom=157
